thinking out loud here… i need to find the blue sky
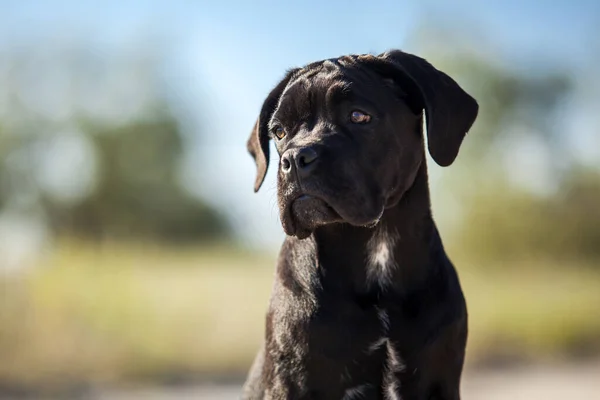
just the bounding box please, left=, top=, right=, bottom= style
left=2, top=0, right=599, bottom=248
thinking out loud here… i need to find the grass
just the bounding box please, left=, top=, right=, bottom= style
left=460, top=261, right=600, bottom=365
left=1, top=239, right=599, bottom=390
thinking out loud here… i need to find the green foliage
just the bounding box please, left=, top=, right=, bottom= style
left=42, top=114, right=229, bottom=243
left=0, top=44, right=230, bottom=244
left=453, top=170, right=600, bottom=262
left=420, top=50, right=573, bottom=167
left=410, top=29, right=600, bottom=265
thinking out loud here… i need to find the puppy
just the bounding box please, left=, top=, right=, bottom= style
left=243, top=50, right=478, bottom=400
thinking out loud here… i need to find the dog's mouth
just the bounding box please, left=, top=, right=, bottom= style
left=282, top=194, right=341, bottom=239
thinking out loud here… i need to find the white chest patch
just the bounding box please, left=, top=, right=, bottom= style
left=366, top=308, right=405, bottom=400
left=366, top=337, right=404, bottom=399
left=383, top=339, right=404, bottom=400
left=366, top=228, right=398, bottom=287
left=364, top=230, right=403, bottom=398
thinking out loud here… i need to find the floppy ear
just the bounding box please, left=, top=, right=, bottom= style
left=247, top=69, right=299, bottom=192
left=360, top=50, right=479, bottom=166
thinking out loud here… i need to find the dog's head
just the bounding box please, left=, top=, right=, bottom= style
left=247, top=50, right=478, bottom=239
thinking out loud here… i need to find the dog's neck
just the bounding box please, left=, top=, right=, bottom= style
left=299, top=160, right=443, bottom=295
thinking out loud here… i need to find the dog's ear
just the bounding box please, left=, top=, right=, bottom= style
left=247, top=69, right=299, bottom=192
left=360, top=50, right=478, bottom=166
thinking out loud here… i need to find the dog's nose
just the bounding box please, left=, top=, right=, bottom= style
left=297, top=147, right=318, bottom=170
left=281, top=147, right=320, bottom=179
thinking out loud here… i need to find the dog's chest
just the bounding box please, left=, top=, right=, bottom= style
left=270, top=293, right=410, bottom=399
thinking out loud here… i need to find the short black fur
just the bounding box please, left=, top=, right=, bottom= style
left=243, top=50, right=478, bottom=400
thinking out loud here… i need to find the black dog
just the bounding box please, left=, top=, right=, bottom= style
left=243, top=50, right=478, bottom=400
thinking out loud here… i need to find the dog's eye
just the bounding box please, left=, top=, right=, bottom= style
left=273, top=126, right=286, bottom=140
left=350, top=110, right=371, bottom=124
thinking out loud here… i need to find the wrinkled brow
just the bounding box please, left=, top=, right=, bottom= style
left=325, top=82, right=353, bottom=109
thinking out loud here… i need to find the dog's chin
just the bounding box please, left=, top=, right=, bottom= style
left=281, top=195, right=385, bottom=239
left=281, top=195, right=341, bottom=239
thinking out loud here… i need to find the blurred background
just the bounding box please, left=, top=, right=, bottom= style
left=1, top=0, right=599, bottom=399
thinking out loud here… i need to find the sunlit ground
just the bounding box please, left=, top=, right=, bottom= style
left=1, top=240, right=599, bottom=396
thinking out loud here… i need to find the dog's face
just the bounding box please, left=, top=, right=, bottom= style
left=248, top=51, right=478, bottom=239
left=267, top=62, right=424, bottom=239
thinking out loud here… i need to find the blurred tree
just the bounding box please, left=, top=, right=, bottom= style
left=409, top=29, right=573, bottom=173
left=0, top=124, right=6, bottom=210
left=0, top=40, right=230, bottom=246
left=456, top=167, right=600, bottom=262
left=408, top=25, right=600, bottom=264
left=42, top=111, right=229, bottom=243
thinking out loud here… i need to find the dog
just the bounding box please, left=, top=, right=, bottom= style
left=242, top=50, right=478, bottom=400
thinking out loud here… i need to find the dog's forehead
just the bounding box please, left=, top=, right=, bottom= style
left=287, top=65, right=346, bottom=95
left=291, top=56, right=377, bottom=89
left=273, top=70, right=344, bottom=120
left=275, top=58, right=379, bottom=113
